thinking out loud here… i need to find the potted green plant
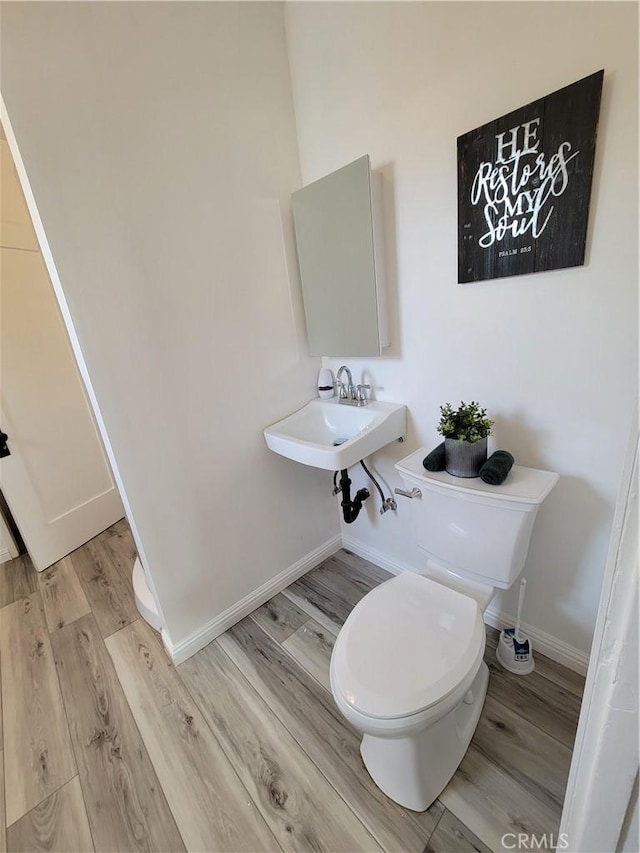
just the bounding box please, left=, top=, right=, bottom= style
left=437, top=401, right=494, bottom=478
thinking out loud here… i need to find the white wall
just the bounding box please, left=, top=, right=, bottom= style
left=286, top=1, right=638, bottom=661
left=1, top=2, right=338, bottom=646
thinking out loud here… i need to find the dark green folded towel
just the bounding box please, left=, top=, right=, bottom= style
left=423, top=443, right=446, bottom=472
left=480, top=450, right=514, bottom=485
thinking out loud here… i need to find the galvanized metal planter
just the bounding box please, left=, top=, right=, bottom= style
left=444, top=437, right=487, bottom=478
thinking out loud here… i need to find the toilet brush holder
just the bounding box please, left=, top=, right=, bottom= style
left=496, top=577, right=534, bottom=674
left=496, top=627, right=535, bottom=675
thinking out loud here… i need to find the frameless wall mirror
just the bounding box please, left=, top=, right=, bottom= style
left=292, top=155, right=389, bottom=357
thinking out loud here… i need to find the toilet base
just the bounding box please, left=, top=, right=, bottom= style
left=360, top=661, right=489, bottom=811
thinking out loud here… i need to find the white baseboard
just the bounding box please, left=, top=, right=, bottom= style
left=341, top=533, right=412, bottom=578
left=161, top=529, right=590, bottom=675
left=341, top=534, right=590, bottom=676
left=163, top=535, right=342, bottom=665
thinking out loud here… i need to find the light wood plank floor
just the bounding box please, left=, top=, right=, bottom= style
left=0, top=523, right=584, bottom=852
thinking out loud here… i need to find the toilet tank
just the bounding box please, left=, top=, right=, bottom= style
left=395, top=449, right=559, bottom=589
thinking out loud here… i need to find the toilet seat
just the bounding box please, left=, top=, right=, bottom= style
left=331, top=573, right=486, bottom=720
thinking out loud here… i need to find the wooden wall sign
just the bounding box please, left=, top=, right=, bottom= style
left=457, top=70, right=604, bottom=284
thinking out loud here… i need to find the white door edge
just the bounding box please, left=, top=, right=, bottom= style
left=559, top=404, right=639, bottom=852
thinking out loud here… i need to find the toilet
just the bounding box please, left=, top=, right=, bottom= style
left=330, top=447, right=559, bottom=812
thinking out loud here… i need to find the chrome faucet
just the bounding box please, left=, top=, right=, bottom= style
left=336, top=365, right=354, bottom=400
left=336, top=364, right=371, bottom=407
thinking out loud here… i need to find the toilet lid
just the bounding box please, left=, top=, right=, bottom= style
left=331, top=573, right=485, bottom=720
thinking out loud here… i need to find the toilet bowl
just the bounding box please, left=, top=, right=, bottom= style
left=329, top=448, right=559, bottom=811
left=330, top=571, right=488, bottom=811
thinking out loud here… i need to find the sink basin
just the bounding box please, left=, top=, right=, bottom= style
left=264, top=398, right=406, bottom=470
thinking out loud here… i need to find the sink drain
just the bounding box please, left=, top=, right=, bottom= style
left=332, top=437, right=348, bottom=446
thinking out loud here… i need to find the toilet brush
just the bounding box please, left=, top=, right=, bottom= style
left=496, top=578, right=535, bottom=674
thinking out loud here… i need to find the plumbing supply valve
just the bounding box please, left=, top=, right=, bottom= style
left=380, top=497, right=397, bottom=514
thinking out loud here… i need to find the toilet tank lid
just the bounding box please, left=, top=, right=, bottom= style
left=395, top=449, right=559, bottom=506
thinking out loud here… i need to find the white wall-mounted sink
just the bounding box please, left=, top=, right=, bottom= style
left=264, top=398, right=406, bottom=470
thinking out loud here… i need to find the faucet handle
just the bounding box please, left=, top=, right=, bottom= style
left=355, top=384, right=371, bottom=403
left=337, top=380, right=348, bottom=399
